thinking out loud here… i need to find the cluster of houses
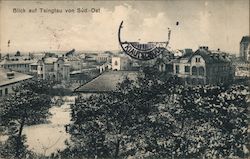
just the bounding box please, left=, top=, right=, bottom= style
left=0, top=49, right=131, bottom=97
left=0, top=35, right=249, bottom=97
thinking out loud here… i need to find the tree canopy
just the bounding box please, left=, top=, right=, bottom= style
left=0, top=80, right=52, bottom=158
left=55, top=71, right=249, bottom=158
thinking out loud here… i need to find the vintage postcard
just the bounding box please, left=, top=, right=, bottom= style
left=0, top=0, right=249, bottom=158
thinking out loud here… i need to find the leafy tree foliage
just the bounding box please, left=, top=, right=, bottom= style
left=175, top=85, right=248, bottom=158
left=55, top=70, right=248, bottom=158
left=0, top=80, right=52, bottom=158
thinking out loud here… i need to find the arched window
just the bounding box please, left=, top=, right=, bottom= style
left=5, top=88, right=8, bottom=95
left=192, top=66, right=197, bottom=75
left=198, top=67, right=205, bottom=76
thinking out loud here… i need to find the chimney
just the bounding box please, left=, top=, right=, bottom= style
left=7, top=71, right=15, bottom=79
left=5, top=54, right=10, bottom=60
left=16, top=51, right=21, bottom=56
left=199, top=46, right=209, bottom=51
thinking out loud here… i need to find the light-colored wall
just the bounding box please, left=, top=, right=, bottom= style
left=1, top=64, right=30, bottom=73
left=240, top=42, right=250, bottom=61
left=112, top=57, right=131, bottom=71
left=112, top=57, right=121, bottom=70
left=0, top=79, right=31, bottom=97
left=0, top=84, right=15, bottom=97
left=63, top=65, right=70, bottom=80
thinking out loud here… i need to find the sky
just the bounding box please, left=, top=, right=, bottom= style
left=0, top=0, right=249, bottom=54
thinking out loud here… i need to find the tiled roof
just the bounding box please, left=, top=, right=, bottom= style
left=43, top=57, right=58, bottom=64
left=181, top=51, right=193, bottom=58
left=191, top=49, right=231, bottom=63
left=0, top=68, right=33, bottom=87
left=75, top=71, right=140, bottom=93
left=175, top=49, right=230, bottom=64
left=173, top=48, right=231, bottom=64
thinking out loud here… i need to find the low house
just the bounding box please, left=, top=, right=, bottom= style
left=155, top=49, right=175, bottom=72
left=65, top=56, right=84, bottom=71
left=98, top=62, right=112, bottom=73
left=172, top=46, right=234, bottom=85
left=232, top=60, right=250, bottom=77
left=0, top=68, right=33, bottom=97
left=0, top=51, right=35, bottom=73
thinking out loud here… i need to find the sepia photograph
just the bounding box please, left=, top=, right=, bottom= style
left=0, top=0, right=249, bottom=158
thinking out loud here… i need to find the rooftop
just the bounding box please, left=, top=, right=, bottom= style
left=0, top=58, right=36, bottom=65
left=43, top=57, right=59, bottom=64
left=75, top=71, right=140, bottom=93
left=175, top=48, right=231, bottom=64
left=0, top=68, right=33, bottom=87
left=191, top=49, right=231, bottom=63
left=240, top=36, right=250, bottom=43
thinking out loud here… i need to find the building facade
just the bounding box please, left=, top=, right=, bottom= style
left=0, top=52, right=35, bottom=73
left=240, top=36, right=250, bottom=61
left=173, top=46, right=234, bottom=85
left=36, top=56, right=70, bottom=81
left=233, top=60, right=250, bottom=77
left=0, top=68, right=33, bottom=97
left=112, top=56, right=132, bottom=71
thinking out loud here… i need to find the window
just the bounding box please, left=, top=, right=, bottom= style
left=185, top=66, right=190, bottom=73
left=114, top=61, right=118, bottom=66
left=195, top=58, right=201, bottom=63
left=159, top=64, right=164, bottom=72
left=0, top=90, right=2, bottom=97
left=186, top=77, right=191, bottom=84
left=192, top=66, right=197, bottom=75
left=5, top=88, right=8, bottom=95
left=175, top=65, right=179, bottom=74
left=199, top=67, right=205, bottom=76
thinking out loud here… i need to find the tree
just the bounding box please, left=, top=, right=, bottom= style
left=171, top=84, right=249, bottom=158
left=55, top=73, right=172, bottom=159
left=0, top=81, right=52, bottom=158
left=54, top=68, right=249, bottom=158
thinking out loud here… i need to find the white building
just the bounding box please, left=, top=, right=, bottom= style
left=34, top=56, right=70, bottom=81
left=0, top=52, right=35, bottom=73
left=95, top=53, right=111, bottom=63
left=112, top=56, right=132, bottom=71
